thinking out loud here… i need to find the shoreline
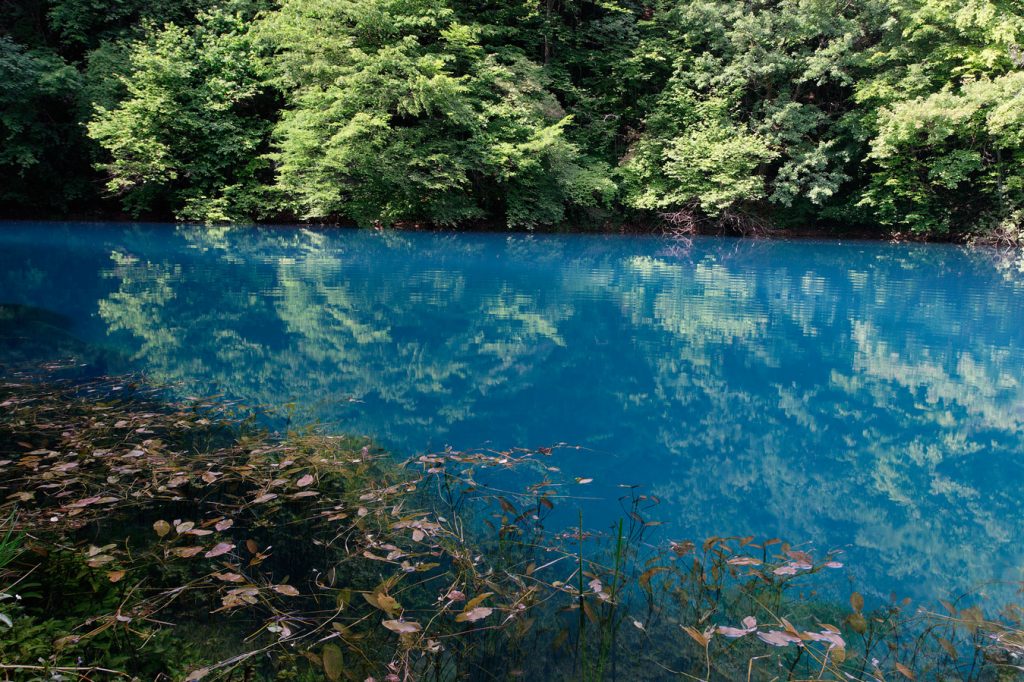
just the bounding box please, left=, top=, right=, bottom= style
left=0, top=214, right=984, bottom=245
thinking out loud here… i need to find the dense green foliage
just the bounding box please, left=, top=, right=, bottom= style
left=2, top=0, right=1023, bottom=237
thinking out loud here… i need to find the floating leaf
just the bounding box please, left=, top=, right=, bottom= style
left=153, top=520, right=171, bottom=537
left=717, top=616, right=757, bottom=638
left=296, top=474, right=314, bottom=487
left=107, top=570, right=126, bottom=583
left=850, top=591, right=864, bottom=613
left=806, top=630, right=846, bottom=649
left=576, top=478, right=593, bottom=485
left=273, top=584, right=300, bottom=597
left=727, top=556, right=762, bottom=566
left=382, top=619, right=422, bottom=633
left=252, top=493, right=277, bottom=504
left=213, top=572, right=245, bottom=583
left=757, top=630, right=802, bottom=647
left=205, top=542, right=234, bottom=559
left=455, top=606, right=493, bottom=623
left=172, top=546, right=204, bottom=558
left=214, top=519, right=233, bottom=532
left=717, top=625, right=755, bottom=638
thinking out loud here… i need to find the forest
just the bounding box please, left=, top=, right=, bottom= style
left=2, top=0, right=1023, bottom=240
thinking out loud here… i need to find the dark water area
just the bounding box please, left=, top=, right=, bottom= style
left=2, top=221, right=1023, bottom=608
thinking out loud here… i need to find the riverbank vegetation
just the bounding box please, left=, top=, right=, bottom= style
left=2, top=0, right=1023, bottom=240
left=0, top=361, right=1021, bottom=679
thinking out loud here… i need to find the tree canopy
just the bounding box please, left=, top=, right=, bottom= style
left=1, top=0, right=1022, bottom=239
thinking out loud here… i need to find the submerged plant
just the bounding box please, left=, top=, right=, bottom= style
left=0, top=363, right=1021, bottom=680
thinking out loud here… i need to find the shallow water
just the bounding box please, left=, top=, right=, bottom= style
left=2, top=221, right=1023, bottom=605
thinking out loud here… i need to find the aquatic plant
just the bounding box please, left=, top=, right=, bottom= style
left=0, top=363, right=1021, bottom=680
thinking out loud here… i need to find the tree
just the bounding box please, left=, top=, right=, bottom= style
left=87, top=4, right=276, bottom=221
left=263, top=0, right=615, bottom=227
left=0, top=37, right=86, bottom=212
left=856, top=0, right=1024, bottom=237
left=621, top=0, right=884, bottom=230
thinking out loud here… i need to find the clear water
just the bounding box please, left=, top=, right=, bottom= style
left=2, top=221, right=1023, bottom=606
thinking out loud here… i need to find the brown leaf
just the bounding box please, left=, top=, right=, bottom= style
left=455, top=607, right=493, bottom=623
left=682, top=625, right=710, bottom=647
left=153, top=520, right=171, bottom=538
left=245, top=539, right=259, bottom=554
left=850, top=591, right=864, bottom=613
left=214, top=519, right=233, bottom=532
left=252, top=493, right=278, bottom=504
left=213, top=572, right=246, bottom=583
left=382, top=619, right=422, bottom=633
left=204, top=542, right=235, bottom=559
left=172, top=546, right=205, bottom=558
left=639, top=566, right=669, bottom=591
left=107, top=570, right=126, bottom=583
left=273, top=584, right=300, bottom=597
left=895, top=662, right=916, bottom=680
left=296, top=474, right=314, bottom=487
left=756, top=630, right=802, bottom=647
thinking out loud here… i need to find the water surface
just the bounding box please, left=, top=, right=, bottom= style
left=2, top=221, right=1023, bottom=605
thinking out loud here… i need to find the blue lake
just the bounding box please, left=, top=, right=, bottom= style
left=2, top=221, right=1023, bottom=607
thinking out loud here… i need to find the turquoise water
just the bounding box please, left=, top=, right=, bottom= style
left=2, top=221, right=1023, bottom=606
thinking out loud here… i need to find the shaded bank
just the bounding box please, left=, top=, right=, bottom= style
left=3, top=1, right=1024, bottom=242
